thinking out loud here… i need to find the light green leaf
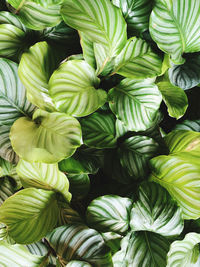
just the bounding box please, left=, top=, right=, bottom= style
left=130, top=182, right=184, bottom=237
left=46, top=225, right=113, bottom=266
left=109, top=78, right=162, bottom=131
left=16, top=159, right=72, bottom=202
left=7, top=0, right=63, bottom=9
left=112, top=0, right=153, bottom=35
left=81, top=112, right=117, bottom=149
left=79, top=31, right=96, bottom=69
left=0, top=58, right=35, bottom=163
left=61, top=0, right=127, bottom=58
left=0, top=241, right=48, bottom=267
left=167, top=233, right=200, bottom=267
left=10, top=109, right=82, bottom=163
left=87, top=195, right=132, bottom=234
left=118, top=135, right=159, bottom=179
left=0, top=188, right=59, bottom=244
left=113, top=231, right=170, bottom=267
left=66, top=261, right=92, bottom=267
left=150, top=155, right=200, bottom=219
left=0, top=11, right=26, bottom=31
left=157, top=80, right=188, bottom=119
left=18, top=41, right=61, bottom=111
left=150, top=0, right=200, bottom=64
left=111, top=37, right=162, bottom=79
left=0, top=178, right=15, bottom=206
left=49, top=60, right=107, bottom=117
left=175, top=120, right=200, bottom=132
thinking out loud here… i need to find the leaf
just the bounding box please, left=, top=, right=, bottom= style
left=112, top=231, right=170, bottom=267
left=175, top=120, right=200, bottom=132
left=61, top=0, right=127, bottom=58
left=46, top=225, right=113, bottom=266
left=0, top=241, right=48, bottom=267
left=150, top=155, right=200, bottom=219
left=111, top=37, right=162, bottom=79
left=0, top=11, right=26, bottom=30
left=66, top=261, right=92, bottom=267
left=168, top=53, right=200, bottom=90
left=0, top=188, right=59, bottom=244
left=130, top=182, right=184, bottom=237
left=157, top=79, right=188, bottom=119
left=150, top=0, right=200, bottom=64
left=108, top=78, right=162, bottom=131
left=68, top=173, right=90, bottom=198
left=58, top=202, right=83, bottom=226
left=118, top=135, right=159, bottom=179
left=16, top=159, right=72, bottom=202
left=7, top=0, right=63, bottom=9
left=0, top=58, right=35, bottom=163
left=86, top=195, right=133, bottom=234
left=79, top=31, right=96, bottom=69
left=167, top=233, right=200, bottom=267
left=81, top=112, right=117, bottom=149
left=49, top=60, right=107, bottom=117
left=0, top=178, right=15, bottom=206
left=10, top=109, right=82, bottom=163
left=18, top=41, right=62, bottom=111
left=112, top=0, right=153, bottom=35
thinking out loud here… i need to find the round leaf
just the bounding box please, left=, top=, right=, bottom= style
left=10, top=109, right=82, bottom=163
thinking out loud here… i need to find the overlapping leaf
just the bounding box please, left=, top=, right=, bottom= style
left=175, top=120, right=200, bottom=132
left=16, top=159, right=71, bottom=202
left=109, top=78, right=162, bottom=131
left=0, top=178, right=15, bottom=206
left=10, top=109, right=82, bottom=163
left=0, top=58, right=35, bottom=163
left=79, top=31, right=96, bottom=69
left=49, top=60, right=107, bottom=117
left=150, top=0, right=200, bottom=64
left=0, top=188, right=59, bottom=244
left=67, top=173, right=90, bottom=198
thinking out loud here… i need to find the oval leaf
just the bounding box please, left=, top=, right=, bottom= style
left=10, top=109, right=82, bottom=163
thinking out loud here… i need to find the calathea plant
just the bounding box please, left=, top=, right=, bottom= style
left=0, top=0, right=199, bottom=266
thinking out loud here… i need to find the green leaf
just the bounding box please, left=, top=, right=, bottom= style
left=130, top=182, right=184, bottom=237
left=68, top=173, right=90, bottom=198
left=16, top=159, right=72, bottom=202
left=49, top=60, right=107, bottom=117
left=157, top=79, right=188, bottom=119
left=87, top=195, right=133, bottom=234
left=0, top=241, right=48, bottom=266
left=79, top=32, right=96, bottom=69
left=58, top=202, right=83, bottom=226
left=113, top=231, right=170, bottom=267
left=112, top=0, right=153, bottom=35
left=7, top=0, right=63, bottom=9
left=111, top=37, right=162, bottom=79
left=0, top=178, right=15, bottom=206
left=0, top=58, right=35, bottom=163
left=175, top=120, right=200, bottom=132
left=66, top=261, right=92, bottom=267
left=10, top=109, right=82, bottom=163
left=0, top=11, right=26, bottom=30
left=168, top=54, right=200, bottom=90
left=81, top=112, right=117, bottom=149
left=108, top=78, right=162, bottom=131
left=46, top=225, right=113, bottom=266
left=150, top=0, right=200, bottom=64
left=0, top=188, right=59, bottom=244
left=118, top=135, right=159, bottom=179
left=150, top=155, right=200, bottom=219
left=18, top=41, right=62, bottom=111
left=61, top=0, right=127, bottom=58
left=167, top=233, right=200, bottom=267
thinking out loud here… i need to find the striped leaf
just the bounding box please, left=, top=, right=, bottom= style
left=111, top=37, right=162, bottom=79
left=81, top=112, right=117, bottom=149
left=68, top=173, right=90, bottom=198
left=150, top=0, right=200, bottom=64
left=113, top=231, right=170, bottom=267
left=0, top=241, right=48, bottom=267
left=86, top=195, right=133, bottom=234
left=7, top=0, right=63, bottom=8
left=0, top=58, right=35, bottom=163
left=130, top=182, right=184, bottom=237
left=46, top=225, right=113, bottom=266
left=168, top=54, right=200, bottom=90
left=79, top=32, right=96, bottom=69
left=49, top=60, right=107, bottom=117
left=10, top=109, right=82, bottom=163
left=157, top=79, right=188, bottom=119
left=61, top=0, right=127, bottom=58
left=0, top=178, right=15, bottom=206
left=167, top=233, right=200, bottom=267
left=102, top=232, right=122, bottom=254
left=112, top=0, right=152, bottom=35
left=0, top=11, right=25, bottom=30
left=8, top=1, right=62, bottom=30
left=18, top=41, right=62, bottom=111
left=150, top=155, right=200, bottom=219
left=108, top=78, right=162, bottom=131
left=175, top=119, right=200, bottom=132
left=0, top=188, right=59, bottom=244
left=118, top=135, right=159, bottom=179
left=16, top=159, right=71, bottom=202
left=66, top=261, right=92, bottom=267
left=58, top=202, right=83, bottom=226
